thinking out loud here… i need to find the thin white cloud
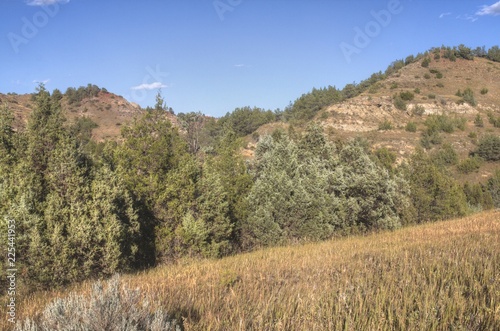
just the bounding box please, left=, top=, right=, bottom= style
left=27, top=0, right=69, bottom=6
left=233, top=64, right=246, bottom=67
left=32, top=79, right=50, bottom=84
left=439, top=12, right=451, bottom=18
left=131, top=82, right=167, bottom=90
left=456, top=14, right=478, bottom=22
left=477, top=1, right=500, bottom=15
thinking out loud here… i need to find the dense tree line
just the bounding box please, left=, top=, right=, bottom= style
left=64, top=84, right=104, bottom=105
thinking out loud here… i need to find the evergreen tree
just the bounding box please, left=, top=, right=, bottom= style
left=407, top=148, right=467, bottom=222
left=0, top=103, right=15, bottom=166
left=243, top=126, right=411, bottom=248
left=195, top=162, right=233, bottom=257
left=115, top=110, right=198, bottom=262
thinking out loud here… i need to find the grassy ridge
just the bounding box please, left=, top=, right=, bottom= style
left=10, top=210, right=500, bottom=330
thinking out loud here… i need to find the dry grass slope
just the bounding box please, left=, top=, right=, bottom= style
left=9, top=210, right=500, bottom=331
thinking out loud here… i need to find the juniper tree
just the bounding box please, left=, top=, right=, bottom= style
left=115, top=109, right=198, bottom=262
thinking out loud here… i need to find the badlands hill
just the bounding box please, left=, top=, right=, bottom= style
left=248, top=52, right=500, bottom=183
left=1, top=89, right=149, bottom=141
left=319, top=55, right=500, bottom=154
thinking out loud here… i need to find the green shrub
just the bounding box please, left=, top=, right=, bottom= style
left=399, top=91, right=414, bottom=101
left=456, top=117, right=466, bottom=131
left=463, top=182, right=494, bottom=210
left=436, top=83, right=444, bottom=88
left=428, top=93, right=436, bottom=99
left=468, top=131, right=477, bottom=139
left=405, top=55, right=415, bottom=65
left=480, top=88, right=489, bottom=95
left=456, top=90, right=463, bottom=97
left=393, top=95, right=407, bottom=111
left=424, top=73, right=431, bottom=79
left=457, top=156, right=483, bottom=174
left=407, top=148, right=468, bottom=222
left=432, top=143, right=458, bottom=166
left=414, top=88, right=421, bottom=94
left=487, top=112, right=500, bottom=128
left=374, top=147, right=397, bottom=172
left=436, top=72, right=443, bottom=79
left=378, top=119, right=393, bottom=131
left=405, top=121, right=417, bottom=132
left=15, top=276, right=180, bottom=331
left=421, top=58, right=430, bottom=67
left=476, top=135, right=500, bottom=161
left=462, top=87, right=476, bottom=106
left=424, top=114, right=466, bottom=134
left=474, top=114, right=484, bottom=127
left=412, top=105, right=425, bottom=116
left=420, top=131, right=442, bottom=148
left=390, top=82, right=399, bottom=89
left=487, top=169, right=500, bottom=207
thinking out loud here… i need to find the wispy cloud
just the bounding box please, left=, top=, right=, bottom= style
left=233, top=64, right=246, bottom=67
left=439, top=12, right=451, bottom=18
left=477, top=1, right=500, bottom=15
left=456, top=14, right=478, bottom=22
left=33, top=79, right=50, bottom=84
left=27, top=0, right=69, bottom=6
left=131, top=82, right=167, bottom=90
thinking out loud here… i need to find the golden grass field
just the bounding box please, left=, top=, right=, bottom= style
left=8, top=210, right=500, bottom=330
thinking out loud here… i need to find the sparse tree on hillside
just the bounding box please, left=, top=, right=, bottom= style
left=155, top=89, right=166, bottom=111
left=487, top=45, right=500, bottom=62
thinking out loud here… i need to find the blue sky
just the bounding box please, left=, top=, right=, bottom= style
left=1, top=0, right=500, bottom=117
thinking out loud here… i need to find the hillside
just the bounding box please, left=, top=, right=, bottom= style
left=0, top=90, right=145, bottom=141
left=11, top=210, right=500, bottom=330
left=322, top=56, right=500, bottom=133
left=244, top=52, right=500, bottom=183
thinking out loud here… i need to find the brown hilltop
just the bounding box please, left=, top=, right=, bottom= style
left=0, top=89, right=177, bottom=141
